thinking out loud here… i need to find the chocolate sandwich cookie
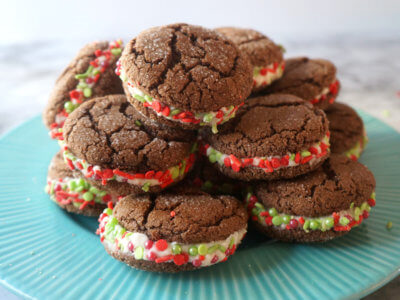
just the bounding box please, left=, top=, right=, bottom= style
left=216, top=27, right=284, bottom=93
left=325, top=102, right=367, bottom=160
left=117, top=23, right=253, bottom=133
left=247, top=154, right=376, bottom=242
left=97, top=189, right=248, bottom=272
left=201, top=94, right=330, bottom=181
left=45, top=151, right=117, bottom=216
left=44, top=40, right=124, bottom=139
left=62, top=94, right=197, bottom=195
left=266, top=57, right=340, bottom=110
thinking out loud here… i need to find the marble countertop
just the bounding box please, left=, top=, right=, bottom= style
left=0, top=36, right=399, bottom=299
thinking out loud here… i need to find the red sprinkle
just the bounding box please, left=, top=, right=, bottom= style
left=271, top=158, right=281, bottom=169
left=107, top=202, right=113, bottom=210
left=368, top=198, right=376, bottom=207
left=155, top=239, right=168, bottom=251
left=128, top=242, right=134, bottom=252
left=309, top=147, right=319, bottom=155
left=147, top=252, right=157, bottom=261
left=173, top=254, right=187, bottom=266
left=300, top=156, right=313, bottom=164
left=224, top=157, right=231, bottom=167
left=295, top=153, right=301, bottom=164
left=170, top=211, right=176, bottom=218
left=362, top=211, right=369, bottom=219
left=144, top=240, right=153, bottom=250
left=298, top=217, right=305, bottom=225
left=155, top=255, right=174, bottom=264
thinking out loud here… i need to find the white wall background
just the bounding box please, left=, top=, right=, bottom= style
left=1, top=0, right=400, bottom=44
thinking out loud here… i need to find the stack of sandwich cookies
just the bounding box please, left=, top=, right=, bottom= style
left=266, top=57, right=340, bottom=110
left=45, top=151, right=118, bottom=216
left=43, top=40, right=124, bottom=139
left=201, top=94, right=330, bottom=181
left=216, top=27, right=285, bottom=93
left=246, top=154, right=376, bottom=242
left=61, top=94, right=197, bottom=196
left=98, top=189, right=248, bottom=272
left=325, top=102, right=368, bottom=160
left=117, top=23, right=253, bottom=133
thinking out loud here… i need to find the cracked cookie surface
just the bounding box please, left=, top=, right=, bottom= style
left=215, top=27, right=283, bottom=69
left=43, top=41, right=123, bottom=128
left=114, top=190, right=248, bottom=244
left=325, top=102, right=364, bottom=154
left=265, top=57, right=338, bottom=108
left=120, top=23, right=253, bottom=112
left=63, top=94, right=196, bottom=172
left=202, top=94, right=329, bottom=157
left=255, top=154, right=376, bottom=217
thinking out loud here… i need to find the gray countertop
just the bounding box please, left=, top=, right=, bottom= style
left=0, top=36, right=399, bottom=299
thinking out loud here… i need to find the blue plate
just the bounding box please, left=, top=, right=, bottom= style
left=0, top=112, right=399, bottom=300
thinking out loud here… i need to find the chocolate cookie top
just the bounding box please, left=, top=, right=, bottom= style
left=255, top=154, right=376, bottom=217
left=202, top=94, right=329, bottom=157
left=120, top=23, right=253, bottom=112
left=325, top=102, right=364, bottom=153
left=215, top=27, right=283, bottom=67
left=63, top=94, right=196, bottom=172
left=113, top=190, right=248, bottom=244
left=267, top=57, right=337, bottom=100
left=43, top=41, right=124, bottom=129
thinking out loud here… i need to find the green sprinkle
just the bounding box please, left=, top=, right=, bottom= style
left=98, top=191, right=107, bottom=197
left=111, top=48, right=122, bottom=56
left=324, top=217, right=334, bottom=229
left=282, top=215, right=291, bottom=224
left=301, top=150, right=311, bottom=157
left=303, top=220, right=310, bottom=231
left=77, top=178, right=86, bottom=187
left=170, top=109, right=180, bottom=116
left=144, top=95, right=153, bottom=102
left=93, top=69, right=101, bottom=75
left=109, top=217, right=118, bottom=227
left=350, top=202, right=354, bottom=209
left=361, top=202, right=369, bottom=212
left=105, top=208, right=113, bottom=216
left=203, top=113, right=214, bottom=123
left=64, top=101, right=75, bottom=113
left=272, top=216, right=283, bottom=226
left=310, top=220, right=320, bottom=230
left=211, top=124, right=218, bottom=134
left=198, top=244, right=207, bottom=255
left=179, top=161, right=186, bottom=176
left=75, top=186, right=84, bottom=193
left=339, top=216, right=349, bottom=226
left=189, top=246, right=198, bottom=256
left=386, top=221, right=393, bottom=230
left=354, top=207, right=361, bottom=221
left=229, top=237, right=235, bottom=248
left=268, top=208, right=278, bottom=217
left=89, top=186, right=100, bottom=195
left=252, top=207, right=260, bottom=216
left=134, top=95, right=146, bottom=103
left=219, top=245, right=226, bottom=253
left=170, top=167, right=180, bottom=180
left=208, top=154, right=217, bottom=163
left=254, top=202, right=263, bottom=209
left=77, top=82, right=88, bottom=90
left=83, top=87, right=92, bottom=98
left=75, top=73, right=87, bottom=80
left=203, top=180, right=213, bottom=190
left=142, top=182, right=150, bottom=192
left=371, top=192, right=376, bottom=199
left=134, top=246, right=144, bottom=260
left=68, top=180, right=77, bottom=191
left=172, top=244, right=182, bottom=254
left=289, top=153, right=295, bottom=161
left=253, top=68, right=260, bottom=76
left=82, top=192, right=94, bottom=201
left=190, top=143, right=198, bottom=153
left=207, top=245, right=219, bottom=254
left=135, top=120, right=142, bottom=127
